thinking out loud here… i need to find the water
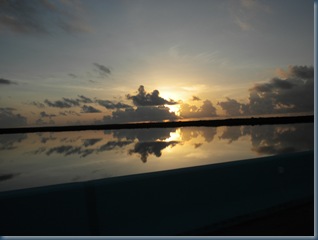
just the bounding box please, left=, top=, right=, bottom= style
left=0, top=123, right=314, bottom=192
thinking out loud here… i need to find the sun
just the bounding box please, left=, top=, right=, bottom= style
left=165, top=104, right=181, bottom=116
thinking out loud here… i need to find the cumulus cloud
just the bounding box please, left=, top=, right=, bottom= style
left=127, top=85, right=177, bottom=106
left=179, top=100, right=217, bottom=119
left=218, top=65, right=314, bottom=116
left=218, top=98, right=247, bottom=116
left=0, top=0, right=91, bottom=34
left=81, top=105, right=101, bottom=113
left=0, top=78, right=16, bottom=85
left=0, top=107, right=27, bottom=128
left=101, top=106, right=179, bottom=124
left=93, top=63, right=111, bottom=77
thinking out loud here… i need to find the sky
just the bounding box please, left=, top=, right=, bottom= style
left=0, top=0, right=314, bottom=128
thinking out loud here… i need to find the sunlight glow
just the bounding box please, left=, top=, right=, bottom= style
left=165, top=128, right=182, bottom=142
left=165, top=104, right=181, bottom=116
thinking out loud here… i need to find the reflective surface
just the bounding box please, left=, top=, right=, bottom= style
left=0, top=123, right=314, bottom=192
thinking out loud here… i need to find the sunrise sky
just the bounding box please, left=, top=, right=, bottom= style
left=0, top=0, right=314, bottom=128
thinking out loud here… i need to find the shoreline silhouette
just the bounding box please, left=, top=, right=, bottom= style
left=0, top=115, right=314, bottom=134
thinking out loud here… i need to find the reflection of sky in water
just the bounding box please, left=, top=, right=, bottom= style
left=0, top=123, right=314, bottom=192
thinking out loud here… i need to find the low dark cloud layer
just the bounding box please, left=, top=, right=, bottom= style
left=101, top=106, right=179, bottom=124
left=218, top=65, right=314, bottom=116
left=192, top=96, right=201, bottom=101
left=127, top=85, right=177, bottom=106
left=0, top=0, right=90, bottom=34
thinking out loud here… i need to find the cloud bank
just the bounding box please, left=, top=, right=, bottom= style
left=218, top=65, right=314, bottom=116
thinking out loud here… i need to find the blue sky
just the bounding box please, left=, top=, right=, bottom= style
left=0, top=0, right=314, bottom=128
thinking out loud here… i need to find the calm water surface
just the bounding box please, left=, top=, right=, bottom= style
left=0, top=123, right=313, bottom=192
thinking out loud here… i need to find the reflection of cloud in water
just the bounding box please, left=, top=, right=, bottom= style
left=0, top=173, right=19, bottom=182
left=180, top=127, right=216, bottom=143
left=129, top=141, right=179, bottom=163
left=219, top=126, right=246, bottom=144
left=0, top=134, right=27, bottom=150
left=82, top=138, right=102, bottom=147
left=111, top=128, right=175, bottom=142
left=218, top=124, right=313, bottom=155
left=98, top=141, right=133, bottom=152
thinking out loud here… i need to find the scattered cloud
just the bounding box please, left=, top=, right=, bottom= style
left=29, top=101, right=45, bottom=108
left=93, top=63, right=111, bottom=77
left=127, top=85, right=177, bottom=106
left=96, top=99, right=132, bottom=110
left=40, top=111, right=56, bottom=118
left=0, top=0, right=91, bottom=34
left=81, top=105, right=101, bottom=113
left=78, top=95, right=93, bottom=103
left=0, top=77, right=17, bottom=85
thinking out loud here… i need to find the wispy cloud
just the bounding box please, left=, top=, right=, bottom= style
left=93, top=63, right=111, bottom=77
left=231, top=0, right=272, bottom=31
left=0, top=0, right=91, bottom=34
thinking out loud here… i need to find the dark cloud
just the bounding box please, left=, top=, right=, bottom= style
left=0, top=107, right=27, bottom=128
left=127, top=85, right=177, bottom=106
left=93, top=63, right=111, bottom=77
left=129, top=141, right=179, bottom=163
left=81, top=105, right=101, bottom=113
left=192, top=96, right=201, bottom=101
left=97, top=99, right=132, bottom=110
left=59, top=110, right=81, bottom=116
left=44, top=99, right=73, bottom=108
left=78, top=95, right=93, bottom=103
left=40, top=111, right=56, bottom=118
left=29, top=101, right=45, bottom=108
left=68, top=73, right=77, bottom=78
left=44, top=97, right=80, bottom=108
left=0, top=173, right=20, bottom=182
left=218, top=98, right=246, bottom=116
left=179, top=100, right=217, bottom=119
left=0, top=78, right=16, bottom=85
left=0, top=0, right=91, bottom=34
left=82, top=138, right=102, bottom=147
left=0, top=133, right=27, bottom=150
left=218, top=65, right=314, bottom=116
left=101, top=106, right=179, bottom=124
left=98, top=141, right=133, bottom=152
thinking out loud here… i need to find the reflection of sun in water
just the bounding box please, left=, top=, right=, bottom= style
left=165, top=104, right=181, bottom=116
left=165, top=128, right=182, bottom=142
